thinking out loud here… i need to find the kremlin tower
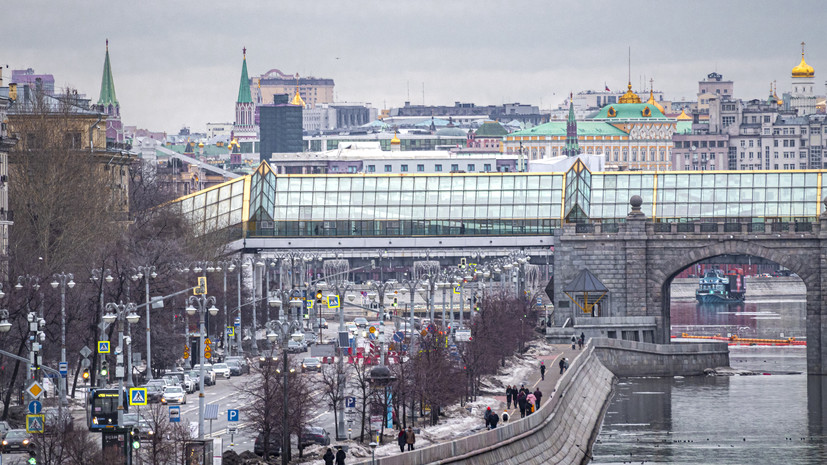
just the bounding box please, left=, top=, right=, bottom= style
left=233, top=47, right=258, bottom=143
left=97, top=40, right=123, bottom=143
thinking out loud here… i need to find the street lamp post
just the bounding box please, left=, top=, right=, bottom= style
left=186, top=294, right=218, bottom=439
left=102, top=301, right=140, bottom=429
left=212, top=258, right=239, bottom=358
left=265, top=317, right=302, bottom=465
left=242, top=257, right=265, bottom=356
left=134, top=266, right=157, bottom=379
left=91, top=269, right=113, bottom=387
left=50, top=272, right=75, bottom=406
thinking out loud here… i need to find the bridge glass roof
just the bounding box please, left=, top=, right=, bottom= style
left=167, top=161, right=825, bottom=238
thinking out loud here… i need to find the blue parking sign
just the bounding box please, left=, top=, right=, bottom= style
left=228, top=409, right=239, bottom=422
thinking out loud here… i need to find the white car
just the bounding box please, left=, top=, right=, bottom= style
left=191, top=364, right=216, bottom=385
left=212, top=363, right=231, bottom=379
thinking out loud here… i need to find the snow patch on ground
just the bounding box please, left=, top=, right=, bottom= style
left=478, top=339, right=554, bottom=394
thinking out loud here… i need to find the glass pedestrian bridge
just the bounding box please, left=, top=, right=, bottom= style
left=170, top=159, right=824, bottom=239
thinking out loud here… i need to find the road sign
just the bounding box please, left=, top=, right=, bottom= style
left=327, top=295, right=340, bottom=308
left=345, top=396, right=356, bottom=408
left=205, top=404, right=219, bottom=420
left=369, top=326, right=376, bottom=334
left=183, top=346, right=190, bottom=359
left=194, top=276, right=207, bottom=295
left=169, top=405, right=181, bottom=423
left=80, top=346, right=93, bottom=358
left=204, top=338, right=213, bottom=359
left=228, top=426, right=237, bottom=434
left=227, top=409, right=239, bottom=422
left=368, top=332, right=376, bottom=341
left=129, top=387, right=148, bottom=406
left=226, top=326, right=235, bottom=337
left=306, top=299, right=313, bottom=309
left=59, top=361, right=68, bottom=377
left=393, top=331, right=404, bottom=343
left=27, top=400, right=42, bottom=415
left=420, top=330, right=428, bottom=337
left=26, top=381, right=44, bottom=400
left=453, top=285, right=460, bottom=294
left=427, top=324, right=436, bottom=333
left=98, top=341, right=110, bottom=354
left=26, top=414, right=44, bottom=433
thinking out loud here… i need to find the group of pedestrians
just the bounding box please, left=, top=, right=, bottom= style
left=504, top=384, right=543, bottom=419
left=396, top=427, right=416, bottom=452
left=571, top=332, right=585, bottom=350
left=322, top=446, right=347, bottom=465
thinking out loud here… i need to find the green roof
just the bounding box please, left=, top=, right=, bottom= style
left=98, top=44, right=118, bottom=106
left=474, top=121, right=508, bottom=137
left=509, top=121, right=628, bottom=137
left=237, top=56, right=252, bottom=103
left=676, top=121, right=693, bottom=134
left=591, top=103, right=670, bottom=120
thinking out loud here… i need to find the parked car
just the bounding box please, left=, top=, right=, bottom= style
left=301, top=357, right=321, bottom=373
left=254, top=432, right=281, bottom=457
left=354, top=317, right=369, bottom=328
left=1, top=429, right=34, bottom=453
left=287, top=339, right=307, bottom=354
left=163, top=372, right=195, bottom=393
left=319, top=318, right=329, bottom=329
left=161, top=386, right=187, bottom=404
left=191, top=365, right=216, bottom=385
left=143, top=382, right=165, bottom=403
left=159, top=377, right=177, bottom=388
left=299, top=426, right=331, bottom=448
left=122, top=413, right=154, bottom=440
left=0, top=421, right=12, bottom=438
left=226, top=360, right=243, bottom=376
left=303, top=332, right=317, bottom=345
left=212, top=363, right=231, bottom=379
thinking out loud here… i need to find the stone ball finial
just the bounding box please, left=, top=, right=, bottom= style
left=630, top=195, right=643, bottom=208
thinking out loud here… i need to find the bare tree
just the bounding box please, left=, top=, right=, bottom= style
left=317, top=361, right=348, bottom=440
left=349, top=360, right=374, bottom=442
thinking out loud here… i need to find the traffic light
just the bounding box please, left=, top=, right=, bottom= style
left=28, top=450, right=37, bottom=464
left=82, top=369, right=90, bottom=382
left=392, top=297, right=398, bottom=307
left=316, top=290, right=323, bottom=301
left=100, top=360, right=108, bottom=377
left=131, top=427, right=141, bottom=450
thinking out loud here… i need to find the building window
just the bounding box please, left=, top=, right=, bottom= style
left=484, top=163, right=492, bottom=171
left=401, top=164, right=408, bottom=172
left=467, top=164, right=475, bottom=172
left=367, top=165, right=376, bottom=172
left=434, top=164, right=442, bottom=172
left=451, top=164, right=459, bottom=172
left=384, top=165, right=392, bottom=172
left=416, top=164, right=425, bottom=172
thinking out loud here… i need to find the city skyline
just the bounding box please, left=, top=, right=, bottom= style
left=3, top=0, right=825, bottom=131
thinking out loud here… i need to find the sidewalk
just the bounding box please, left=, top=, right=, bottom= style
left=490, top=342, right=582, bottom=421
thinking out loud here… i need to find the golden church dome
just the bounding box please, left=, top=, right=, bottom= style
left=618, top=82, right=641, bottom=104
left=676, top=108, right=691, bottom=120
left=646, top=90, right=665, bottom=113
left=390, top=132, right=401, bottom=145
left=792, top=43, right=815, bottom=78
left=291, top=89, right=306, bottom=107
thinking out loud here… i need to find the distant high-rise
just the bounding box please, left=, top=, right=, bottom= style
left=253, top=69, right=334, bottom=109
left=259, top=93, right=303, bottom=162
left=11, top=68, right=55, bottom=95
left=96, top=40, right=123, bottom=143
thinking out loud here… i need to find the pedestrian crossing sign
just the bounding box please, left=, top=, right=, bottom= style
left=98, top=341, right=110, bottom=354
left=453, top=285, right=460, bottom=295
left=26, top=414, right=44, bottom=433
left=327, top=295, right=340, bottom=308
left=226, top=326, right=235, bottom=337
left=129, top=387, right=148, bottom=406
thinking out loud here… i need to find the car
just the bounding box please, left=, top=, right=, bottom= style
left=163, top=373, right=195, bottom=393
left=303, top=332, right=318, bottom=345
left=123, top=413, right=155, bottom=440
left=319, top=318, right=329, bottom=329
left=187, top=368, right=215, bottom=387
left=301, top=357, right=321, bottom=373
left=43, top=407, right=74, bottom=432
left=212, top=363, right=231, bottom=379
left=225, top=356, right=250, bottom=374
left=161, top=386, right=187, bottom=404
left=159, top=377, right=177, bottom=388
left=191, top=365, right=217, bottom=386
left=0, top=421, right=12, bottom=438
left=254, top=432, right=281, bottom=457
left=354, top=317, right=369, bottom=328
left=344, top=322, right=357, bottom=334
left=226, top=360, right=243, bottom=376
left=287, top=339, right=307, bottom=354
left=1, top=429, right=34, bottom=453
left=299, top=426, right=331, bottom=448
left=143, top=382, right=165, bottom=403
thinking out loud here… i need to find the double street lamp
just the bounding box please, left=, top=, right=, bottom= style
left=50, top=272, right=75, bottom=407
left=265, top=318, right=303, bottom=465
left=186, top=294, right=218, bottom=440
left=133, top=266, right=157, bottom=379
left=91, top=269, right=113, bottom=386
left=103, top=301, right=140, bottom=428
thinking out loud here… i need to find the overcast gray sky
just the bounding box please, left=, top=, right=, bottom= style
left=3, top=0, right=824, bottom=132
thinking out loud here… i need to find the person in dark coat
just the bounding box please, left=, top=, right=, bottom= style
left=505, top=385, right=513, bottom=409
left=559, top=357, right=567, bottom=374
left=571, top=335, right=577, bottom=350
left=323, top=448, right=335, bottom=465
left=517, top=390, right=527, bottom=418
left=335, top=447, right=346, bottom=465
left=540, top=362, right=546, bottom=381
left=484, top=406, right=492, bottom=428
left=534, top=388, right=543, bottom=409
left=397, top=429, right=407, bottom=452
left=489, top=411, right=500, bottom=428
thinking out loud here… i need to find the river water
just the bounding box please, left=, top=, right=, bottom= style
left=590, top=297, right=827, bottom=464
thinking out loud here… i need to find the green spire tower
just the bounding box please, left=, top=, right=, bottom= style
left=237, top=47, right=252, bottom=103
left=234, top=47, right=255, bottom=135
left=562, top=94, right=581, bottom=157
left=98, top=39, right=118, bottom=107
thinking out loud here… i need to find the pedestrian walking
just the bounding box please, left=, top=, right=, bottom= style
left=502, top=410, right=509, bottom=423
left=489, top=410, right=500, bottom=428
left=397, top=429, right=407, bottom=453
left=540, top=362, right=546, bottom=381
left=517, top=390, right=527, bottom=418
left=336, top=446, right=346, bottom=465
left=484, top=406, right=492, bottom=429
left=533, top=388, right=543, bottom=409
left=559, top=357, right=567, bottom=374
left=506, top=385, right=513, bottom=409
left=526, top=392, right=537, bottom=415
left=580, top=331, right=586, bottom=345
left=578, top=336, right=584, bottom=350
left=519, top=384, right=529, bottom=397
left=324, top=448, right=335, bottom=465
left=571, top=335, right=577, bottom=350
left=406, top=427, right=416, bottom=450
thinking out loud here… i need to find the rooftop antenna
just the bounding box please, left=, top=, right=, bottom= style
left=422, top=82, right=425, bottom=105
left=627, top=46, right=631, bottom=85
left=407, top=80, right=410, bottom=102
